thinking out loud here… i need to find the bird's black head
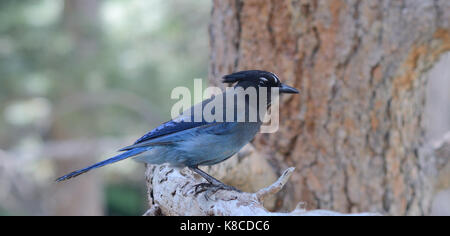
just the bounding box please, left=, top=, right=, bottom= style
left=223, top=70, right=299, bottom=94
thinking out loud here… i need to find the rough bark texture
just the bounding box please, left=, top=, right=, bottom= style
left=208, top=0, right=450, bottom=215
left=144, top=164, right=379, bottom=216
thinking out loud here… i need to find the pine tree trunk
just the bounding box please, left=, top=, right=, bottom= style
left=208, top=0, right=450, bottom=215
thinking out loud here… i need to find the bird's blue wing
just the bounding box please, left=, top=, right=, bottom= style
left=119, top=97, right=220, bottom=151
left=119, top=120, right=217, bottom=151
left=133, top=118, right=211, bottom=145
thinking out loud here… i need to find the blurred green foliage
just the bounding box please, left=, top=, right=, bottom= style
left=105, top=182, right=147, bottom=216
left=0, top=0, right=211, bottom=215
left=0, top=206, right=12, bottom=216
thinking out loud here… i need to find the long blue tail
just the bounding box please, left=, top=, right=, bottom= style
left=56, top=148, right=147, bottom=182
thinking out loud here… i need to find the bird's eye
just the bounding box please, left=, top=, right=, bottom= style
left=270, top=73, right=281, bottom=85
left=272, top=76, right=279, bottom=84
left=259, top=77, right=269, bottom=86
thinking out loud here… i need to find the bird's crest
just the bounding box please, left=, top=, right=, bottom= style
left=222, top=70, right=280, bottom=85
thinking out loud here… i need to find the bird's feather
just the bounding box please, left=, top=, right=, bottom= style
left=120, top=97, right=217, bottom=151
left=131, top=119, right=211, bottom=146
left=55, top=147, right=147, bottom=182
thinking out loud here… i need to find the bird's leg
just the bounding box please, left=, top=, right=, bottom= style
left=188, top=166, right=241, bottom=195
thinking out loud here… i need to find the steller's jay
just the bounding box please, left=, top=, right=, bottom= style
left=56, top=70, right=299, bottom=192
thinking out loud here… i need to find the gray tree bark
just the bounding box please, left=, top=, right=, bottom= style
left=207, top=0, right=450, bottom=216
left=144, top=164, right=380, bottom=216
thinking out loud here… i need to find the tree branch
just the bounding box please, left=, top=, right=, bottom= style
left=144, top=165, right=380, bottom=216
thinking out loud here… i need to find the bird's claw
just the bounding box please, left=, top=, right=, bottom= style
left=193, top=182, right=241, bottom=199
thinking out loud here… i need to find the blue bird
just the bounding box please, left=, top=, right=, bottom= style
left=56, top=70, right=299, bottom=192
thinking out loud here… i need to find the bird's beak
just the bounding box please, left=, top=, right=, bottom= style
left=279, top=83, right=299, bottom=94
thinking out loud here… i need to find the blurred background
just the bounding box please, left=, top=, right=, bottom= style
left=0, top=0, right=211, bottom=215
left=1, top=0, right=449, bottom=216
